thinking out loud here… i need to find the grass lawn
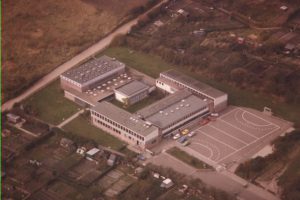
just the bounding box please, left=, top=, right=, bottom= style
left=63, top=115, right=126, bottom=150
left=167, top=147, right=212, bottom=170
left=103, top=47, right=172, bottom=78
left=102, top=47, right=300, bottom=127
left=110, top=90, right=165, bottom=113
left=23, top=80, right=80, bottom=125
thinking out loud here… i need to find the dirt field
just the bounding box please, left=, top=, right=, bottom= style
left=2, top=0, right=147, bottom=102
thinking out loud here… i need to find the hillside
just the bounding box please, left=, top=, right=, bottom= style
left=2, top=0, right=147, bottom=102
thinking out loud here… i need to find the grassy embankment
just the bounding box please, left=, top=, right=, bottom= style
left=23, top=80, right=79, bottom=125
left=167, top=147, right=212, bottom=169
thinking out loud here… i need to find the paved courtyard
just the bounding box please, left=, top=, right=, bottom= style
left=187, top=107, right=292, bottom=166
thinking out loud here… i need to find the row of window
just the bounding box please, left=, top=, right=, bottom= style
left=61, top=76, right=82, bottom=88
left=156, top=80, right=165, bottom=86
left=160, top=75, right=214, bottom=102
left=164, top=107, right=208, bottom=130
left=91, top=111, right=145, bottom=141
left=96, top=119, right=121, bottom=134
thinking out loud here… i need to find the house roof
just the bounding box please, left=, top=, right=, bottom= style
left=285, top=43, right=296, bottom=50
left=114, top=80, right=149, bottom=98
left=137, top=90, right=191, bottom=118
left=143, top=94, right=208, bottom=129
left=92, top=101, right=158, bottom=137
left=61, top=55, right=125, bottom=84
left=160, top=70, right=226, bottom=99
left=86, top=148, right=100, bottom=156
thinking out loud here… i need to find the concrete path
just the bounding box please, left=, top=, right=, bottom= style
left=57, top=109, right=84, bottom=128
left=14, top=124, right=39, bottom=138
left=2, top=0, right=169, bottom=112
left=146, top=151, right=280, bottom=200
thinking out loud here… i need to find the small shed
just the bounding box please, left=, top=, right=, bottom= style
left=177, top=9, right=189, bottom=17
left=160, top=178, right=174, bottom=189
left=60, top=138, right=75, bottom=150
left=76, top=147, right=87, bottom=155
left=6, top=113, right=21, bottom=124
left=154, top=20, right=164, bottom=27
left=193, top=29, right=206, bottom=36
left=134, top=167, right=145, bottom=176
left=86, top=148, right=100, bottom=157
left=280, top=6, right=288, bottom=11
left=284, top=43, right=296, bottom=54
left=107, top=154, right=117, bottom=166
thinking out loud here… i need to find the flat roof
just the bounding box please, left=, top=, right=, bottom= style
left=92, top=101, right=158, bottom=137
left=161, top=70, right=226, bottom=99
left=61, top=55, right=125, bottom=84
left=137, top=90, right=191, bottom=118
left=86, top=148, right=100, bottom=156
left=114, top=80, right=149, bottom=97
left=138, top=92, right=208, bottom=129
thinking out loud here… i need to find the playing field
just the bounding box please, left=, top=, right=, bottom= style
left=188, top=107, right=292, bottom=166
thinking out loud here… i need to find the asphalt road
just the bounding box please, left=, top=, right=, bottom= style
left=148, top=152, right=280, bottom=200
left=1, top=0, right=169, bottom=112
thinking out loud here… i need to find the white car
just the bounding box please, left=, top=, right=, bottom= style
left=210, top=113, right=219, bottom=117
left=188, top=131, right=196, bottom=137
left=173, top=133, right=181, bottom=140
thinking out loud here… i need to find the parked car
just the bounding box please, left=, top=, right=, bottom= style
left=173, top=133, right=181, bottom=140
left=188, top=131, right=196, bottom=137
left=181, top=129, right=189, bottom=135
left=177, top=136, right=187, bottom=144
left=210, top=113, right=219, bottom=117
left=182, top=140, right=190, bottom=146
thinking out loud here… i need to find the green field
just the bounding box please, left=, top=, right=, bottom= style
left=167, top=147, right=212, bottom=169
left=102, top=47, right=300, bottom=127
left=110, top=90, right=165, bottom=113
left=63, top=115, right=126, bottom=150
left=23, top=80, right=80, bottom=125
left=103, top=47, right=172, bottom=78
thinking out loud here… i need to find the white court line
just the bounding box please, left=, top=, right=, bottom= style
left=242, top=111, right=271, bottom=127
left=219, top=118, right=259, bottom=139
left=197, top=129, right=238, bottom=151
left=241, top=110, right=280, bottom=129
left=191, top=142, right=214, bottom=159
left=199, top=140, right=221, bottom=161
left=208, top=124, right=248, bottom=145
left=192, top=140, right=221, bottom=161
left=235, top=110, right=275, bottom=131
left=238, top=108, right=280, bottom=128
left=218, top=126, right=280, bottom=163
left=219, top=108, right=240, bottom=120
left=185, top=145, right=218, bottom=166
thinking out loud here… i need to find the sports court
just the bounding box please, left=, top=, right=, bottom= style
left=187, top=107, right=291, bottom=166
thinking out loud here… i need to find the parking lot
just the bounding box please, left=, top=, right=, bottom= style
left=186, top=107, right=292, bottom=166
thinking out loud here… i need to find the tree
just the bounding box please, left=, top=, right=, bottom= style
left=230, top=67, right=248, bottom=85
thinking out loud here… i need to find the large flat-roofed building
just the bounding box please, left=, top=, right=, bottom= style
left=114, top=80, right=150, bottom=105
left=156, top=70, right=227, bottom=112
left=91, top=101, right=160, bottom=149
left=137, top=90, right=209, bottom=134
left=60, top=55, right=125, bottom=93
